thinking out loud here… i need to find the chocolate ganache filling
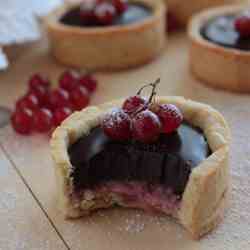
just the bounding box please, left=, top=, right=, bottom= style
left=60, top=3, right=152, bottom=27
left=68, top=122, right=211, bottom=196
left=201, top=14, right=250, bottom=51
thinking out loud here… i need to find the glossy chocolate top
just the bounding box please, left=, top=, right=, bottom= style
left=201, top=14, right=250, bottom=51
left=60, top=3, right=152, bottom=27
left=69, top=122, right=211, bottom=195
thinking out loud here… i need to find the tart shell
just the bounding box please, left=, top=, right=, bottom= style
left=45, top=0, right=166, bottom=71
left=50, top=96, right=230, bottom=239
left=189, top=5, right=250, bottom=93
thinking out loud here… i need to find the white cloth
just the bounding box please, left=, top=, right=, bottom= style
left=0, top=0, right=63, bottom=70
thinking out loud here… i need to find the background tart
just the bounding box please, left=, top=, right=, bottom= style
left=51, top=96, right=230, bottom=239
left=45, top=0, right=166, bottom=71
left=189, top=4, right=250, bottom=92
left=165, top=0, right=247, bottom=27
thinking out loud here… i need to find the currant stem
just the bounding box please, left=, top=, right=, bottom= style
left=132, top=78, right=161, bottom=117
left=136, top=83, right=151, bottom=96
left=148, top=78, right=160, bottom=104
left=136, top=78, right=161, bottom=96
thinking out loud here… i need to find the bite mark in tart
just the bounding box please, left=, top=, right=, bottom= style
left=51, top=81, right=230, bottom=239
left=189, top=5, right=250, bottom=92
left=45, top=0, right=166, bottom=71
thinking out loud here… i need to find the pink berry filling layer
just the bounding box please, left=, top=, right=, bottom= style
left=74, top=182, right=181, bottom=215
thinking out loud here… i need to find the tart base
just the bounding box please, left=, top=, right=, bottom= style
left=189, top=5, right=250, bottom=93
left=45, top=0, right=166, bottom=71
left=51, top=96, right=230, bottom=239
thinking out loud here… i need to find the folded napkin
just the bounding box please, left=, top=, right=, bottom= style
left=0, top=0, right=63, bottom=70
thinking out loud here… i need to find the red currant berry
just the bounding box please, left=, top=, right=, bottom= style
left=167, top=12, right=180, bottom=32
left=112, top=0, right=128, bottom=14
left=28, top=85, right=50, bottom=107
left=53, top=107, right=72, bottom=127
left=94, top=2, right=117, bottom=25
left=132, top=110, right=161, bottom=143
left=79, top=0, right=97, bottom=24
left=11, top=108, right=33, bottom=135
left=122, top=95, right=147, bottom=114
left=33, top=108, right=53, bottom=133
left=59, top=70, right=79, bottom=92
left=234, top=13, right=250, bottom=37
left=49, top=88, right=70, bottom=110
left=16, top=94, right=39, bottom=111
left=78, top=75, right=97, bottom=93
left=155, top=104, right=183, bottom=134
left=102, top=108, right=132, bottom=140
left=29, top=73, right=50, bottom=89
left=70, top=86, right=90, bottom=111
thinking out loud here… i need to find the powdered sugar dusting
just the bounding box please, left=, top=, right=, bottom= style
left=102, top=108, right=128, bottom=128
left=123, top=214, right=145, bottom=233
left=0, top=187, right=65, bottom=250
left=0, top=152, right=67, bottom=250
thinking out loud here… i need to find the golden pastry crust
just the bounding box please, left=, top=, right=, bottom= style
left=189, top=5, right=250, bottom=92
left=166, top=0, right=246, bottom=26
left=50, top=96, right=230, bottom=239
left=44, top=0, right=166, bottom=71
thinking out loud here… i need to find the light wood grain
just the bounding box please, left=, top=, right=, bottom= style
left=0, top=33, right=250, bottom=250
left=0, top=148, right=68, bottom=250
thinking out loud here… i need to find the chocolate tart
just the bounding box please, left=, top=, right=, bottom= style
left=45, top=0, right=166, bottom=71
left=189, top=5, right=250, bottom=92
left=166, top=0, right=244, bottom=27
left=51, top=96, right=230, bottom=239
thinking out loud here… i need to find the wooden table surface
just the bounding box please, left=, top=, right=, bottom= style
left=0, top=33, right=250, bottom=250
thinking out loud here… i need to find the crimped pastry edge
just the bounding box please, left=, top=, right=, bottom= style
left=189, top=4, right=250, bottom=92
left=50, top=96, right=231, bottom=239
left=44, top=0, right=166, bottom=71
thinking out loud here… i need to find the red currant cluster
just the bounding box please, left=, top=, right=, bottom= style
left=80, top=0, right=128, bottom=26
left=102, top=79, right=183, bottom=143
left=234, top=11, right=250, bottom=37
left=11, top=71, right=97, bottom=135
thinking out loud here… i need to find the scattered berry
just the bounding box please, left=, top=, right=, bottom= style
left=132, top=110, right=162, bottom=143
left=95, top=2, right=117, bottom=25
left=28, top=85, right=50, bottom=107
left=234, top=12, right=250, bottom=37
left=11, top=71, right=97, bottom=135
left=102, top=108, right=132, bottom=140
left=16, top=94, right=39, bottom=111
left=33, top=108, right=53, bottom=133
left=112, top=0, right=128, bottom=14
left=11, top=108, right=33, bottom=135
left=122, top=95, right=147, bottom=114
left=70, top=86, right=90, bottom=111
left=53, top=107, right=72, bottom=127
left=59, top=70, right=79, bottom=92
left=29, top=73, right=50, bottom=89
left=167, top=12, right=180, bottom=32
left=155, top=104, right=183, bottom=134
left=78, top=75, right=97, bottom=93
left=49, top=88, right=70, bottom=110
